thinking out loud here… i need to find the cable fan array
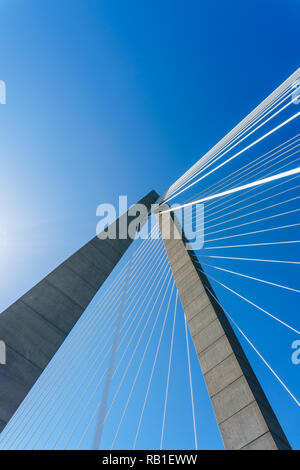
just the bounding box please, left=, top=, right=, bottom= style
left=0, top=68, right=299, bottom=450
left=0, top=227, right=206, bottom=449
left=157, top=68, right=300, bottom=423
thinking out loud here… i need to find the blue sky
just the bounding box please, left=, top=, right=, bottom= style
left=0, top=0, right=299, bottom=449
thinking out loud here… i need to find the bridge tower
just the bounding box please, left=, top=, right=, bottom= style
left=0, top=191, right=292, bottom=449
left=0, top=191, right=158, bottom=433
left=156, top=206, right=291, bottom=450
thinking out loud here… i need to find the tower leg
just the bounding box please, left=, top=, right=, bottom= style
left=157, top=207, right=291, bottom=450
left=0, top=190, right=158, bottom=432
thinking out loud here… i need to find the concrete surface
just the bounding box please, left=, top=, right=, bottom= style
left=157, top=206, right=291, bottom=450
left=0, top=190, right=158, bottom=432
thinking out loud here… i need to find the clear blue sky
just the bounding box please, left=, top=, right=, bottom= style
left=0, top=0, right=299, bottom=449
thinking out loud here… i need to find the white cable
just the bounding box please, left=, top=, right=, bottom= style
left=8, top=238, right=164, bottom=450
left=186, top=151, right=300, bottom=225
left=181, top=135, right=300, bottom=207
left=109, top=272, right=173, bottom=450
left=160, top=290, right=178, bottom=450
left=165, top=90, right=296, bottom=201
left=186, top=175, right=300, bottom=236
left=193, top=194, right=300, bottom=238
left=33, top=243, right=167, bottom=449
left=201, top=240, right=300, bottom=250
left=199, top=260, right=300, bottom=293
left=196, top=254, right=300, bottom=264
left=160, top=166, right=300, bottom=214
left=133, top=281, right=175, bottom=449
left=164, top=69, right=300, bottom=199
left=63, top=258, right=170, bottom=450
left=163, top=112, right=300, bottom=205
left=194, top=266, right=300, bottom=335
left=75, top=265, right=173, bottom=451
left=203, top=218, right=300, bottom=245
left=184, top=313, right=198, bottom=450
left=165, top=71, right=299, bottom=199
left=205, top=287, right=300, bottom=407
left=192, top=201, right=300, bottom=245
left=0, top=230, right=160, bottom=448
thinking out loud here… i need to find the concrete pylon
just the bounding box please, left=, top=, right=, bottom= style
left=157, top=206, right=291, bottom=450
left=0, top=190, right=158, bottom=432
